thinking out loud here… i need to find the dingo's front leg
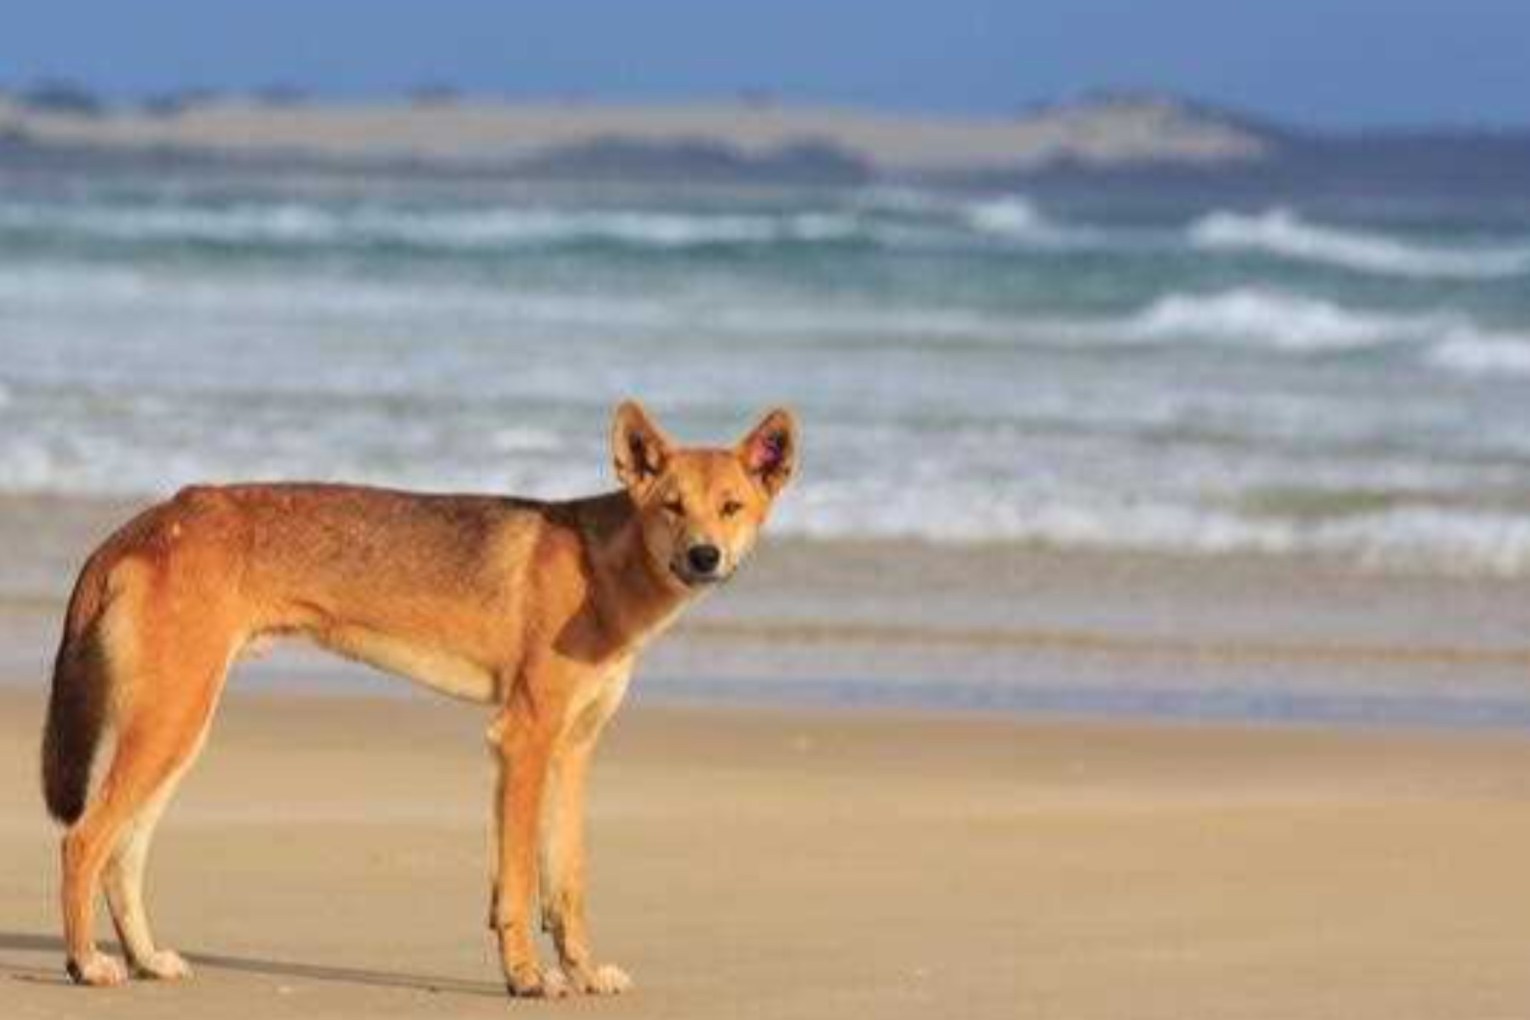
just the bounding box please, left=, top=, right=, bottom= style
left=541, top=665, right=634, bottom=995
left=489, top=699, right=566, bottom=999
left=542, top=741, right=630, bottom=995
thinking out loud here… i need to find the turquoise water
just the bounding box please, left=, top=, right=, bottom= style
left=4, top=170, right=1530, bottom=574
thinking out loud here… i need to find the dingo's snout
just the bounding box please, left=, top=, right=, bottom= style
left=685, top=542, right=723, bottom=578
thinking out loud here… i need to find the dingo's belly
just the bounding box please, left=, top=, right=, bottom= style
left=308, top=624, right=499, bottom=703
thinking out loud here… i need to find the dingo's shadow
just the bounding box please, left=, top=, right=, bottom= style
left=0, top=931, right=503, bottom=997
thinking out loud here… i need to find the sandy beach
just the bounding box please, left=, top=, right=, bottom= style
left=2, top=497, right=1530, bottom=1019
left=2, top=690, right=1529, bottom=1020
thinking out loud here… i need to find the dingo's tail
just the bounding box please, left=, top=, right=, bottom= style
left=42, top=555, right=118, bottom=825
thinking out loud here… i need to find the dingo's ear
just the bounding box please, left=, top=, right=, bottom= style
left=612, top=400, right=673, bottom=491
left=738, top=407, right=798, bottom=497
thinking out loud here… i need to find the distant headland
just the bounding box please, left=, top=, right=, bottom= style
left=3, top=83, right=1528, bottom=195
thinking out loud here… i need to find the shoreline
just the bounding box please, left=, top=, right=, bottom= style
left=3, top=492, right=1530, bottom=731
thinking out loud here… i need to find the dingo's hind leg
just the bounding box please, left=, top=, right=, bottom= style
left=61, top=583, right=233, bottom=987
left=103, top=729, right=211, bottom=980
left=65, top=673, right=226, bottom=984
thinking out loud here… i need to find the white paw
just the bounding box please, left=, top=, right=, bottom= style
left=135, top=949, right=192, bottom=981
left=68, top=951, right=129, bottom=987
left=573, top=963, right=632, bottom=996
left=507, top=964, right=570, bottom=999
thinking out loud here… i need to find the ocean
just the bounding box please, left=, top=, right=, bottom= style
left=4, top=168, right=1530, bottom=576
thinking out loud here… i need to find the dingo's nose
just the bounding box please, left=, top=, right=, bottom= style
left=687, top=544, right=722, bottom=576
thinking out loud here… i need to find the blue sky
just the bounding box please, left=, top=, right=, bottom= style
left=3, top=1, right=1526, bottom=128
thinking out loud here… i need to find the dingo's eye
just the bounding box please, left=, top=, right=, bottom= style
left=720, top=499, right=744, bottom=518
left=662, top=498, right=685, bottom=516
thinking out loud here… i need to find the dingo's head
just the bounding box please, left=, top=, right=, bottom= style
left=612, top=401, right=798, bottom=589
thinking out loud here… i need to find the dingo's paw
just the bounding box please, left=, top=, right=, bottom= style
left=569, top=963, right=632, bottom=996
left=67, top=951, right=128, bottom=987
left=134, top=949, right=192, bottom=981
left=506, top=963, right=570, bottom=999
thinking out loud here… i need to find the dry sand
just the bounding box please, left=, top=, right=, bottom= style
left=2, top=690, right=1530, bottom=1020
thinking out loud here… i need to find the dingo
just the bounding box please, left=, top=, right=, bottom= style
left=41, top=401, right=798, bottom=998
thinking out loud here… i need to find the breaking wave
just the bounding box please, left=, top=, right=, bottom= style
left=1426, top=329, right=1530, bottom=378
left=1072, top=288, right=1530, bottom=380
left=0, top=200, right=893, bottom=251
left=8, top=426, right=1530, bottom=576
left=785, top=491, right=1530, bottom=577
left=0, top=191, right=1113, bottom=254
left=962, top=196, right=1072, bottom=242
left=1114, top=288, right=1420, bottom=351
left=1187, top=208, right=1530, bottom=278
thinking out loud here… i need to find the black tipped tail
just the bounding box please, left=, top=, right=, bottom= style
left=42, top=554, right=117, bottom=826
left=42, top=635, right=110, bottom=825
